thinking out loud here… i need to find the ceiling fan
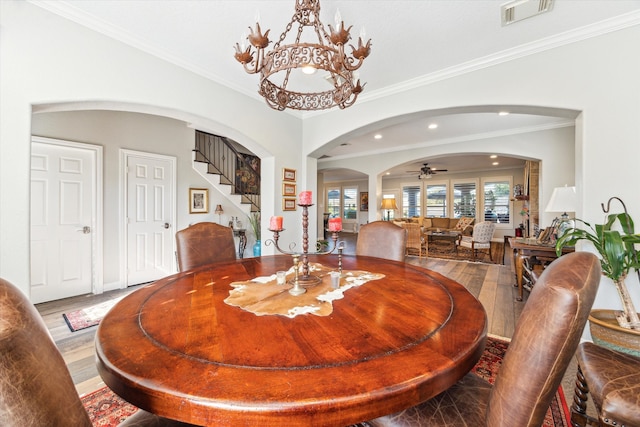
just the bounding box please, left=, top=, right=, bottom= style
left=406, top=163, right=448, bottom=180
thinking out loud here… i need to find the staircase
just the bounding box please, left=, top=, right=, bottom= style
left=193, top=131, right=260, bottom=214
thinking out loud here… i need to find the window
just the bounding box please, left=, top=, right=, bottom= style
left=402, top=185, right=421, bottom=218
left=426, top=183, right=447, bottom=217
left=343, top=187, right=358, bottom=219
left=453, top=181, right=476, bottom=218
left=483, top=180, right=511, bottom=224
left=327, top=187, right=340, bottom=217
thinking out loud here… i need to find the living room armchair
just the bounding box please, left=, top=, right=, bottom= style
left=455, top=221, right=496, bottom=262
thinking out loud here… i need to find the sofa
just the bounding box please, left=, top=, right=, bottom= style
left=397, top=217, right=475, bottom=235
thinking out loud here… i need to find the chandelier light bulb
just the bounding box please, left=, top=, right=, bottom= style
left=302, top=65, right=317, bottom=75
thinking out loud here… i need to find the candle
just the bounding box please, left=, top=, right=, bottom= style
left=298, top=191, right=313, bottom=205
left=269, top=216, right=283, bottom=231
left=328, top=217, right=342, bottom=232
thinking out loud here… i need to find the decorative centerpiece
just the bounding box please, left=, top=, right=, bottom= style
left=266, top=190, right=344, bottom=296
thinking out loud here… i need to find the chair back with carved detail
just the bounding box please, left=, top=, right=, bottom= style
left=175, top=222, right=236, bottom=271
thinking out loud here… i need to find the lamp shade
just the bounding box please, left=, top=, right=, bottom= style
left=545, top=186, right=576, bottom=214
left=381, top=198, right=398, bottom=210
left=214, top=204, right=224, bottom=215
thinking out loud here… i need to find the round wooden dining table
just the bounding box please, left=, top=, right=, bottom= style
left=96, top=255, right=487, bottom=427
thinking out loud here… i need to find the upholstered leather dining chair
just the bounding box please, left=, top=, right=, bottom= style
left=175, top=222, right=236, bottom=271
left=356, top=221, right=407, bottom=262
left=367, top=251, right=601, bottom=427
left=455, top=221, right=496, bottom=262
left=571, top=341, right=640, bottom=427
left=0, top=277, right=196, bottom=426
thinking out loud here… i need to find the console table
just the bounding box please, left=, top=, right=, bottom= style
left=509, top=237, right=574, bottom=301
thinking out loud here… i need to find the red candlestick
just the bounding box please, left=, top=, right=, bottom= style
left=298, top=191, right=313, bottom=205
left=328, top=217, right=342, bottom=232
left=269, top=216, right=283, bottom=231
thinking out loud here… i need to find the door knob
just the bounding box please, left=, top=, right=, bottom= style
left=77, top=226, right=91, bottom=234
left=164, top=223, right=170, bottom=229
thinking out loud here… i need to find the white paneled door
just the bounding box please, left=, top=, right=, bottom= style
left=124, top=151, right=175, bottom=286
left=30, top=139, right=101, bottom=303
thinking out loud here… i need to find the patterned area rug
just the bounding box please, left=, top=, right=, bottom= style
left=81, top=336, right=568, bottom=427
left=80, top=387, right=138, bottom=426
left=63, top=297, right=124, bottom=332
left=426, top=240, right=504, bottom=264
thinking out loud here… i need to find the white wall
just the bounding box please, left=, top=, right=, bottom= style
left=31, top=110, right=255, bottom=286
left=310, top=26, right=640, bottom=312
left=0, top=2, right=301, bottom=295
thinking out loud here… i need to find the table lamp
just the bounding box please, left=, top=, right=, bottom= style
left=381, top=198, right=398, bottom=221
left=214, top=204, right=224, bottom=224
left=545, top=185, right=576, bottom=236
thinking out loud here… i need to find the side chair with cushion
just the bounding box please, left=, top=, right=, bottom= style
left=356, top=221, right=407, bottom=262
left=571, top=341, right=640, bottom=427
left=456, top=221, right=496, bottom=262
left=0, top=277, right=196, bottom=427
left=367, top=251, right=601, bottom=427
left=175, top=222, right=236, bottom=271
left=402, top=222, right=426, bottom=258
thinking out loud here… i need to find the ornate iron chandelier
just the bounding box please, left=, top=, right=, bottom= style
left=234, top=0, right=372, bottom=111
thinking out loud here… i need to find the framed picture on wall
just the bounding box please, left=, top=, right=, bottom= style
left=283, top=198, right=297, bottom=211
left=282, top=168, right=296, bottom=182
left=360, top=191, right=369, bottom=211
left=189, top=188, right=209, bottom=214
left=282, top=182, right=297, bottom=197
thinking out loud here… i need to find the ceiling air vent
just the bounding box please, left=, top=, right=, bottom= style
left=501, top=0, right=554, bottom=26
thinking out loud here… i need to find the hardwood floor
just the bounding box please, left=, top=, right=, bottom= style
left=35, top=235, right=590, bottom=418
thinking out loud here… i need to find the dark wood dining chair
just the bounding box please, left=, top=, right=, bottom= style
left=367, top=251, right=601, bottom=427
left=356, top=221, right=407, bottom=262
left=175, top=222, right=236, bottom=271
left=0, top=277, right=196, bottom=426
left=571, top=341, right=640, bottom=427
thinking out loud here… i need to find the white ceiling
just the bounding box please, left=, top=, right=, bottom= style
left=32, top=0, right=640, bottom=179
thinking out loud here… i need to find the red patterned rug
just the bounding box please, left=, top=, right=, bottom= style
left=81, top=386, right=138, bottom=426
left=81, top=336, right=569, bottom=426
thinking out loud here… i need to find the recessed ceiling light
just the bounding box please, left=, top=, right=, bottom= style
left=490, top=155, right=498, bottom=159
left=498, top=111, right=510, bottom=116
left=374, top=134, right=382, bottom=140
left=428, top=123, right=438, bottom=129
left=385, top=172, right=390, bottom=175
left=492, top=162, right=499, bottom=166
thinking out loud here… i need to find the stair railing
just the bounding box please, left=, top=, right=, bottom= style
left=194, top=131, right=260, bottom=212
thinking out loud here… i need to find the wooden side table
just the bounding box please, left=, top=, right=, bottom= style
left=509, top=238, right=574, bottom=301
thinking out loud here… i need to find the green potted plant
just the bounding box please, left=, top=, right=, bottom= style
left=248, top=212, right=261, bottom=257
left=556, top=202, right=640, bottom=354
